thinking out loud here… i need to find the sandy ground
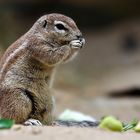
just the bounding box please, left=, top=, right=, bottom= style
left=1, top=125, right=140, bottom=140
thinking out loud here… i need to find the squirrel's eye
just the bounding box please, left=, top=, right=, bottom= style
left=55, top=23, right=67, bottom=30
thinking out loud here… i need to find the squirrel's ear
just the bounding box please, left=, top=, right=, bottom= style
left=42, top=20, right=47, bottom=28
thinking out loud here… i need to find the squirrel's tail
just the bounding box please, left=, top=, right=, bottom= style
left=53, top=120, right=99, bottom=127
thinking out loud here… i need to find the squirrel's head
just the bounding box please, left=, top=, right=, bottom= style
left=33, top=13, right=85, bottom=49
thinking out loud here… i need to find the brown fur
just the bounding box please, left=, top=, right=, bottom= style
left=0, top=13, right=85, bottom=125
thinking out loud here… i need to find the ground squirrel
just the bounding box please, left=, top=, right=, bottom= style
left=0, top=13, right=86, bottom=125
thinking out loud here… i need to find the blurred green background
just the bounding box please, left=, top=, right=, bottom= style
left=0, top=0, right=140, bottom=120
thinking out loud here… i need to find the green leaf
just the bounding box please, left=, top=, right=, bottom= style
left=122, top=119, right=138, bottom=131
left=0, top=119, right=15, bottom=129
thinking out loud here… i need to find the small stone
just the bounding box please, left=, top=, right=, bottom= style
left=31, top=127, right=42, bottom=135
left=12, top=125, right=22, bottom=131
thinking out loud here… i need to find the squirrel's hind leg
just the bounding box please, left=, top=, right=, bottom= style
left=0, top=88, right=32, bottom=124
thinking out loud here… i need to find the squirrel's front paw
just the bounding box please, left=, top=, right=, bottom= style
left=24, top=119, right=42, bottom=126
left=70, top=39, right=85, bottom=49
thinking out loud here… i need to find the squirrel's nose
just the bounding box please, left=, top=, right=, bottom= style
left=76, top=35, right=83, bottom=41
left=76, top=35, right=85, bottom=48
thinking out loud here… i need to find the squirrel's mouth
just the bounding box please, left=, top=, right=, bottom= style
left=59, top=37, right=85, bottom=49
left=70, top=38, right=85, bottom=49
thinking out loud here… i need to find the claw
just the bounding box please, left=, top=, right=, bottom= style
left=24, top=119, right=42, bottom=126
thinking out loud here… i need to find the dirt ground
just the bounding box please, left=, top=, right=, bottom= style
left=1, top=125, right=140, bottom=140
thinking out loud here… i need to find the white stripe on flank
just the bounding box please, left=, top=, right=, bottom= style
left=0, top=41, right=28, bottom=75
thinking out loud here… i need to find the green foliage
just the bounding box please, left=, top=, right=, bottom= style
left=122, top=119, right=138, bottom=131
left=99, top=116, right=139, bottom=132
left=0, top=119, right=15, bottom=129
